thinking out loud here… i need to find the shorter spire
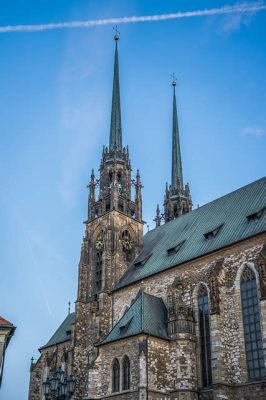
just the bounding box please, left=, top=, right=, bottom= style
left=171, top=76, right=183, bottom=190
left=154, top=204, right=161, bottom=227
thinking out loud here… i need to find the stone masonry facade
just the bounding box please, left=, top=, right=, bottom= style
left=29, top=235, right=266, bottom=400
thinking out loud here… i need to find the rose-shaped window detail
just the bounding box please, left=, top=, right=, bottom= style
left=95, top=230, right=105, bottom=250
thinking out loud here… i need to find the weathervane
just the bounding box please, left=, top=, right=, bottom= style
left=113, top=25, right=120, bottom=40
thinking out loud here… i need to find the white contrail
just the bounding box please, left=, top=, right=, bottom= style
left=0, top=2, right=265, bottom=33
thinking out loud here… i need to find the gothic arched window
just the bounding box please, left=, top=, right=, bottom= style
left=198, top=285, right=212, bottom=388
left=112, top=358, right=120, bottom=393
left=122, top=356, right=130, bottom=390
left=95, top=231, right=104, bottom=292
left=241, top=267, right=265, bottom=381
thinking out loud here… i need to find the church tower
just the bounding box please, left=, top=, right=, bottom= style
left=155, top=78, right=192, bottom=226
left=73, top=33, right=143, bottom=398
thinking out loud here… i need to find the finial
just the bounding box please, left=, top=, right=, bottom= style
left=31, top=356, right=34, bottom=364
left=171, top=72, right=177, bottom=87
left=68, top=301, right=71, bottom=315
left=113, top=25, right=120, bottom=41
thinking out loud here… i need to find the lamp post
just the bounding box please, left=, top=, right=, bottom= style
left=42, top=367, right=76, bottom=399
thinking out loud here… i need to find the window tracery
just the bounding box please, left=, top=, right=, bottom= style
left=241, top=266, right=265, bottom=381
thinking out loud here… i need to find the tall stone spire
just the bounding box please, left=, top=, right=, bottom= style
left=155, top=77, right=192, bottom=225
left=86, top=30, right=143, bottom=225
left=171, top=81, right=183, bottom=190
left=109, top=33, right=122, bottom=150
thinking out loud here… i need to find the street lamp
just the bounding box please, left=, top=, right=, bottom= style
left=42, top=368, right=76, bottom=399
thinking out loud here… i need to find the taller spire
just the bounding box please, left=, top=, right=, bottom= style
left=87, top=31, right=143, bottom=224
left=109, top=32, right=122, bottom=151
left=171, top=79, right=183, bottom=190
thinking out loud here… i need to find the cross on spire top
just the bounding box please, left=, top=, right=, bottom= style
left=113, top=25, right=120, bottom=41
left=171, top=73, right=177, bottom=87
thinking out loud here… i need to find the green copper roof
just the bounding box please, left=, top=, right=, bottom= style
left=100, top=290, right=168, bottom=345
left=40, top=312, right=75, bottom=350
left=109, top=39, right=122, bottom=150
left=171, top=86, right=183, bottom=189
left=116, top=177, right=266, bottom=290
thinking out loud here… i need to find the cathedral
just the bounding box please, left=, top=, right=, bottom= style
left=28, top=34, right=266, bottom=400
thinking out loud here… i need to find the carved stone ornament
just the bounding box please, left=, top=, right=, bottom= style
left=257, top=244, right=266, bottom=299
left=167, top=277, right=194, bottom=322
left=208, top=259, right=223, bottom=314
left=209, top=275, right=220, bottom=315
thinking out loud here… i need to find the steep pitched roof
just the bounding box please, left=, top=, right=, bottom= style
left=116, top=177, right=266, bottom=290
left=100, top=291, right=169, bottom=345
left=40, top=312, right=75, bottom=350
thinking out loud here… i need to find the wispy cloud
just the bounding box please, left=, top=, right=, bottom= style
left=244, top=127, right=266, bottom=137
left=0, top=2, right=265, bottom=33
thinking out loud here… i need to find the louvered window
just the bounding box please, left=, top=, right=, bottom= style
left=95, top=251, right=103, bottom=291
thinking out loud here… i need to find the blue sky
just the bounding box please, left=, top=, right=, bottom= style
left=0, top=1, right=265, bottom=399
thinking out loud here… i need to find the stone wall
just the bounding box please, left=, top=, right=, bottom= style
left=92, top=336, right=142, bottom=398
left=112, top=237, right=266, bottom=396
left=28, top=340, right=72, bottom=400
left=147, top=337, right=170, bottom=393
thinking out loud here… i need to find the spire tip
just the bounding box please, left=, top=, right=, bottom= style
left=113, top=25, right=120, bottom=41
left=171, top=72, right=177, bottom=87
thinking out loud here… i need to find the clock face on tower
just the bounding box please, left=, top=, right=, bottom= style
left=121, top=230, right=133, bottom=251
left=95, top=231, right=105, bottom=250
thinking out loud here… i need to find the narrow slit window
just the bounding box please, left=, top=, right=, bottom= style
left=122, top=356, right=130, bottom=390
left=198, top=285, right=212, bottom=388
left=112, top=358, right=120, bottom=393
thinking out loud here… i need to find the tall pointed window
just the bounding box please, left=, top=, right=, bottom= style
left=122, top=356, right=130, bottom=390
left=95, top=231, right=104, bottom=292
left=95, top=251, right=103, bottom=291
left=241, top=267, right=265, bottom=381
left=112, top=358, right=120, bottom=393
left=198, top=285, right=212, bottom=387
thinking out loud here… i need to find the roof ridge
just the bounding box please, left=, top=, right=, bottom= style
left=147, top=176, right=266, bottom=235
left=0, top=316, right=13, bottom=326
left=115, top=176, right=265, bottom=290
